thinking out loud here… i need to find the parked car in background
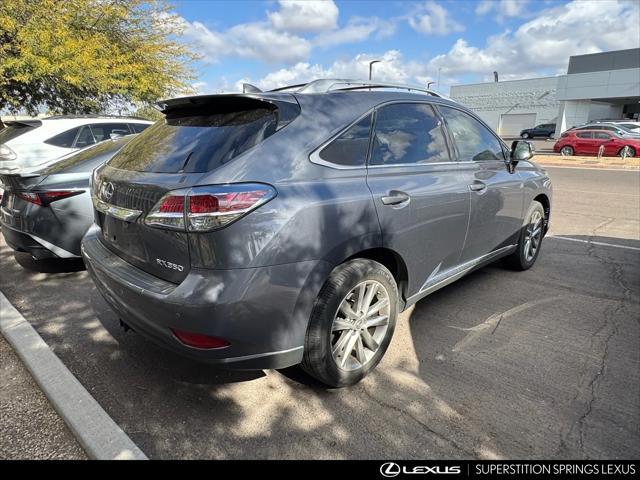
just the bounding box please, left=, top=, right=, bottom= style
left=520, top=123, right=556, bottom=139
left=81, top=79, right=552, bottom=387
left=1, top=136, right=134, bottom=260
left=600, top=120, right=640, bottom=133
left=0, top=116, right=151, bottom=173
left=553, top=129, right=639, bottom=157
left=567, top=122, right=640, bottom=138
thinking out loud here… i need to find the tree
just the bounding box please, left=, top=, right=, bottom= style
left=0, top=0, right=198, bottom=116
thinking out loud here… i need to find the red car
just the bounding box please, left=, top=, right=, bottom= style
left=553, top=130, right=639, bottom=157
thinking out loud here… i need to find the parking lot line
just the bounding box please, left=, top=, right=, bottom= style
left=0, top=292, right=148, bottom=460
left=549, top=235, right=640, bottom=251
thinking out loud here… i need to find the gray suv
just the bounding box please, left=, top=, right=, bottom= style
left=81, top=80, right=552, bottom=387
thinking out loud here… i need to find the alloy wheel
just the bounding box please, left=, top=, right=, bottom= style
left=524, top=210, right=543, bottom=262
left=330, top=280, right=391, bottom=371
left=561, top=146, right=573, bottom=156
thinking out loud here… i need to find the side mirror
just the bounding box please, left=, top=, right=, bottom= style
left=109, top=132, right=125, bottom=140
left=508, top=140, right=534, bottom=173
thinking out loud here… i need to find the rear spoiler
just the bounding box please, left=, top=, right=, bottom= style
left=154, top=93, right=301, bottom=129
left=4, top=119, right=43, bottom=128
left=0, top=171, right=41, bottom=191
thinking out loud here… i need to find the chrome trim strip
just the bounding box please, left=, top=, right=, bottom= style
left=214, top=346, right=304, bottom=364
left=29, top=233, right=80, bottom=259
left=408, top=245, right=518, bottom=304
left=92, top=195, right=142, bottom=222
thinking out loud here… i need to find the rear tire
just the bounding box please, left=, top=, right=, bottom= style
left=504, top=201, right=546, bottom=271
left=302, top=259, right=398, bottom=387
left=521, top=132, right=531, bottom=139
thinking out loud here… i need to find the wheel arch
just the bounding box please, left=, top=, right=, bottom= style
left=533, top=193, right=551, bottom=234
left=344, top=247, right=409, bottom=306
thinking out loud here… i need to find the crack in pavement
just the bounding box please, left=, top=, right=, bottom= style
left=560, top=216, right=630, bottom=458
left=361, top=385, right=478, bottom=458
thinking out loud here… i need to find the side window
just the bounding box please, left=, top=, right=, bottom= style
left=594, top=132, right=611, bottom=140
left=319, top=114, right=372, bottom=167
left=44, top=127, right=81, bottom=148
left=130, top=123, right=150, bottom=134
left=74, top=126, right=95, bottom=148
left=370, top=103, right=450, bottom=166
left=439, top=106, right=504, bottom=162
left=576, top=132, right=593, bottom=139
left=90, top=123, right=130, bottom=142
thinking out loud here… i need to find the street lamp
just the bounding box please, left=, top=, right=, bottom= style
left=369, top=60, right=381, bottom=81
left=427, top=81, right=435, bottom=89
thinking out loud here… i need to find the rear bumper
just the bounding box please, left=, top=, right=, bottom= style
left=1, top=223, right=74, bottom=259
left=81, top=225, right=330, bottom=370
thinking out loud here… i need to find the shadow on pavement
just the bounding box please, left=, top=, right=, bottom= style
left=13, top=251, right=86, bottom=273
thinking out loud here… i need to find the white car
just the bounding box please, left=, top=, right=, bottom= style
left=0, top=116, right=152, bottom=173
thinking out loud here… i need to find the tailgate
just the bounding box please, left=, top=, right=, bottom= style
left=93, top=165, right=202, bottom=284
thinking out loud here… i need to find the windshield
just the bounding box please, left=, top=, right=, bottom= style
left=108, top=107, right=278, bottom=173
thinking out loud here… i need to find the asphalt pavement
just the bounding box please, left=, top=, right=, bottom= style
left=0, top=166, right=638, bottom=459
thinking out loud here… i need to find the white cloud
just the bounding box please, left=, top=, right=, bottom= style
left=313, top=17, right=396, bottom=48
left=268, top=0, right=339, bottom=32
left=475, top=0, right=530, bottom=19
left=179, top=19, right=310, bottom=64
left=237, top=50, right=436, bottom=92
left=430, top=0, right=640, bottom=79
left=408, top=1, right=464, bottom=36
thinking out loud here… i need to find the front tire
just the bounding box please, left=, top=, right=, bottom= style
left=619, top=146, right=636, bottom=158
left=302, top=259, right=398, bottom=387
left=560, top=145, right=574, bottom=156
left=504, top=201, right=546, bottom=271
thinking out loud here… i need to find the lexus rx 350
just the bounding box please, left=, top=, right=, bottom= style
left=81, top=80, right=552, bottom=387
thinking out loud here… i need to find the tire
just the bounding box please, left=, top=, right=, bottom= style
left=503, top=201, right=546, bottom=271
left=301, top=259, right=398, bottom=387
left=560, top=145, right=574, bottom=156
left=521, top=132, right=531, bottom=139
left=619, top=146, right=636, bottom=158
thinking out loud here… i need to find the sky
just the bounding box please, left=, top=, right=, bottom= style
left=173, top=0, right=640, bottom=94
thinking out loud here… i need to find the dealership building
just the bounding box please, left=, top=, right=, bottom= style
left=450, top=48, right=640, bottom=138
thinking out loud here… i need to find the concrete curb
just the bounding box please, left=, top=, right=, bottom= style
left=0, top=291, right=148, bottom=460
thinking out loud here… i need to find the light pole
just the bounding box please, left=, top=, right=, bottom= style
left=369, top=60, right=381, bottom=81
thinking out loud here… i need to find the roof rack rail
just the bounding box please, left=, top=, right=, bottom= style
left=44, top=114, right=149, bottom=120
left=293, top=79, right=446, bottom=98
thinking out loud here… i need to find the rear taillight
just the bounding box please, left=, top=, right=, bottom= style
left=171, top=328, right=230, bottom=349
left=16, top=190, right=84, bottom=206
left=145, top=183, right=276, bottom=232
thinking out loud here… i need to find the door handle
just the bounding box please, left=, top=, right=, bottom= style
left=381, top=191, right=410, bottom=205
left=469, top=181, right=487, bottom=192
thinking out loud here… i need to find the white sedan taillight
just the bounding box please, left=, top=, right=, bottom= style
left=145, top=183, right=276, bottom=232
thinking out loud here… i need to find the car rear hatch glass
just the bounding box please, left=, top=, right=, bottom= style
left=94, top=94, right=299, bottom=283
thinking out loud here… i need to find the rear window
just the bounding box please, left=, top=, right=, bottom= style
left=108, top=105, right=279, bottom=173
left=45, top=127, right=81, bottom=147
left=0, top=123, right=38, bottom=143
